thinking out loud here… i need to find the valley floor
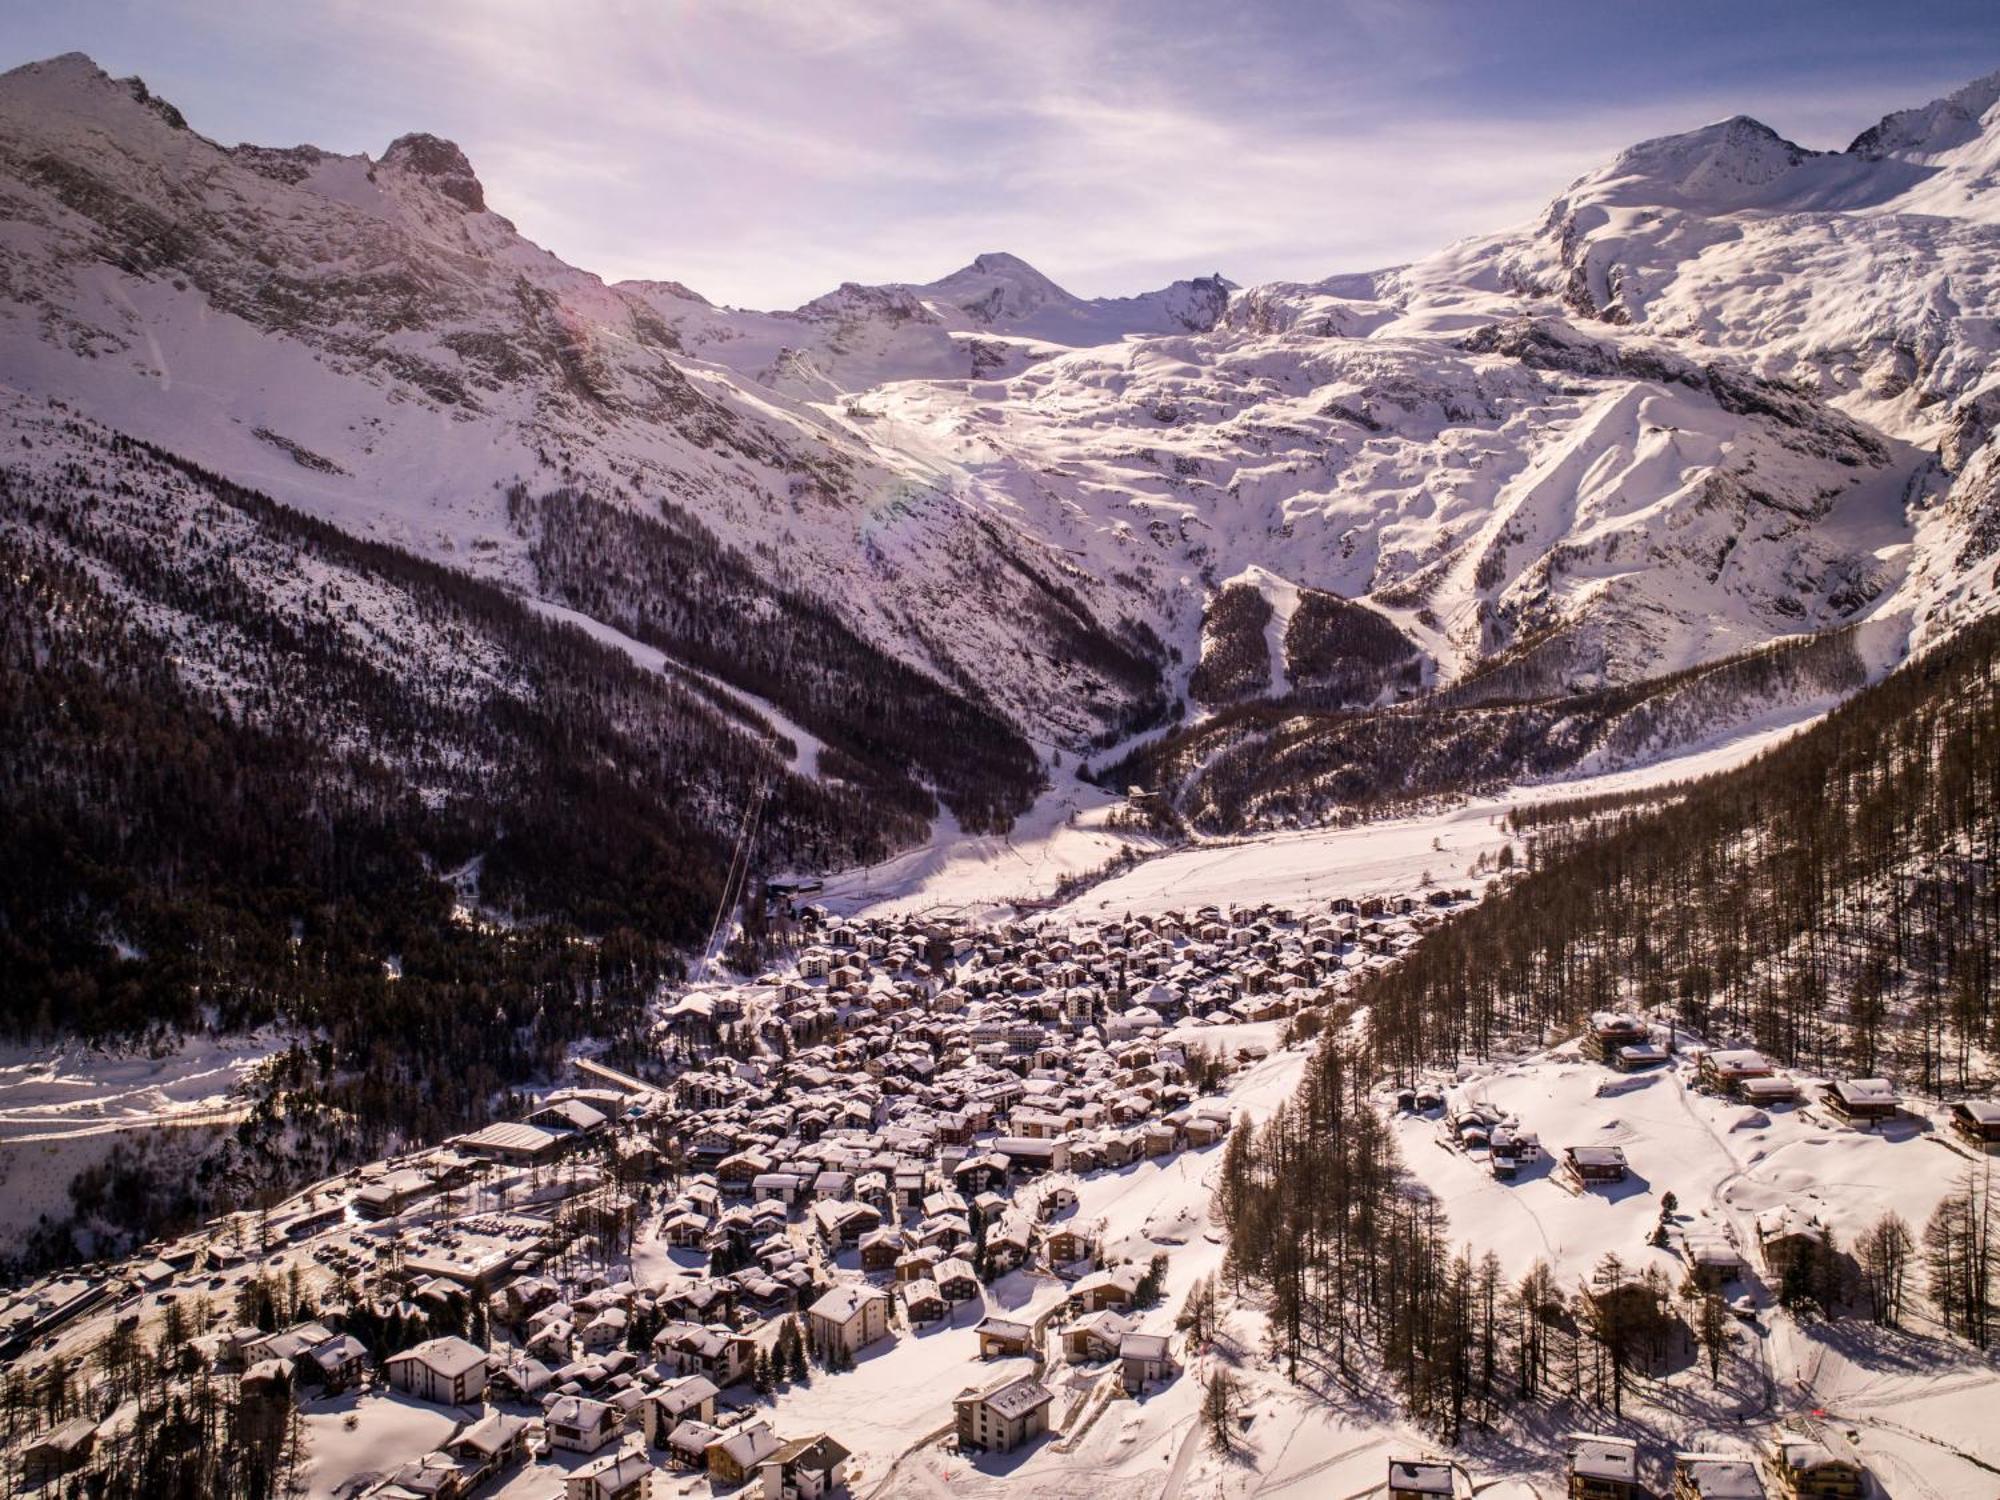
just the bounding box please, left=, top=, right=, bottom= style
left=824, top=700, right=1828, bottom=925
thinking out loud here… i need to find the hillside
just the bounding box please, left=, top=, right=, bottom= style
left=1363, top=606, right=2000, bottom=1087
left=5, top=54, right=2000, bottom=1285
left=3, top=54, right=1999, bottom=801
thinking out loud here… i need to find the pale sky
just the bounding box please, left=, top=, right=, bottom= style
left=4, top=1, right=1996, bottom=308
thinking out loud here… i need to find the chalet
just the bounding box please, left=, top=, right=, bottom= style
left=642, top=1375, right=719, bottom=1447
left=1681, top=1232, right=1747, bottom=1291
left=547, top=1395, right=622, bottom=1454
left=385, top=1336, right=488, bottom=1406
left=1387, top=1459, right=1456, bottom=1500
left=901, top=1277, right=946, bottom=1323
left=807, top=1284, right=890, bottom=1361
left=1118, top=1330, right=1176, bottom=1393
left=719, top=1151, right=774, bottom=1191
left=1673, top=1452, right=1766, bottom=1500
left=1563, top=1145, right=1629, bottom=1188
left=303, top=1332, right=368, bottom=1393
left=709, top=1421, right=785, bottom=1487
left=527, top=1316, right=574, bottom=1361
left=1823, top=1078, right=1899, bottom=1125
left=490, top=1356, right=553, bottom=1401
left=974, top=1315, right=1035, bottom=1359
left=992, top=1137, right=1071, bottom=1175
left=952, top=1153, right=1008, bottom=1196
left=655, top=1324, right=756, bottom=1386
left=1756, top=1204, right=1830, bottom=1284
left=581, top=1306, right=629, bottom=1353
left=446, top=1412, right=533, bottom=1486
left=21, top=1417, right=96, bottom=1487
left=1767, top=1437, right=1867, bottom=1500
left=1064, top=1309, right=1131, bottom=1362
left=1700, top=1049, right=1774, bottom=1096
left=753, top=1172, right=807, bottom=1207
left=1584, top=1016, right=1648, bottom=1064
left=664, top=1419, right=723, bottom=1471
left=811, top=1199, right=881, bottom=1248
left=1044, top=1225, right=1092, bottom=1266
left=935, top=1258, right=981, bottom=1303
left=1567, top=1433, right=1640, bottom=1500
left=896, top=1246, right=942, bottom=1283
left=1036, top=1182, right=1079, bottom=1219
left=1070, top=1264, right=1143, bottom=1312
left=1739, top=1075, right=1800, bottom=1107
left=755, top=1434, right=851, bottom=1500
left=1950, top=1098, right=2000, bottom=1151
left=1488, top=1126, right=1541, bottom=1180
left=565, top=1450, right=653, bottom=1500
left=1614, top=1042, right=1671, bottom=1073
left=954, top=1372, right=1054, bottom=1454
left=858, top=1227, right=907, bottom=1274
left=664, top=1212, right=712, bottom=1249
left=373, top=1450, right=462, bottom=1497
left=1185, top=1110, right=1231, bottom=1148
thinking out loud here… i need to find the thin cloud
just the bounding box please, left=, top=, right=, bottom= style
left=4, top=0, right=1994, bottom=306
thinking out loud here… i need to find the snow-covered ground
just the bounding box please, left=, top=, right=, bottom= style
left=736, top=1029, right=1309, bottom=1499
left=856, top=1034, right=2000, bottom=1500
left=0, top=1035, right=276, bottom=1242
left=826, top=702, right=1823, bottom=924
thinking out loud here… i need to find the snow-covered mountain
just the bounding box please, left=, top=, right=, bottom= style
left=0, top=53, right=1168, bottom=761
left=5, top=51, right=2000, bottom=842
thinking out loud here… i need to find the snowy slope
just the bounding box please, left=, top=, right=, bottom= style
left=0, top=54, right=1169, bottom=753
left=3, top=53, right=2000, bottom=843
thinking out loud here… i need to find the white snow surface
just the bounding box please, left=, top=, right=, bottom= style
left=3, top=52, right=2000, bottom=768
left=827, top=700, right=1821, bottom=922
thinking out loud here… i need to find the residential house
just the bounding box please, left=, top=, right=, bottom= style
left=954, top=1372, right=1054, bottom=1454
left=1767, top=1438, right=1866, bottom=1500
left=1388, top=1459, right=1457, bottom=1500
left=806, top=1285, right=890, bottom=1361
left=385, top=1336, right=488, bottom=1406
left=900, top=1278, right=946, bottom=1325
left=1673, top=1452, right=1766, bottom=1500
left=1563, top=1146, right=1629, bottom=1188
left=1823, top=1079, right=1899, bottom=1125
left=1699, top=1050, right=1774, bottom=1096
left=547, top=1395, right=622, bottom=1454
left=1951, top=1099, right=2000, bottom=1151
left=708, top=1421, right=784, bottom=1487
left=446, top=1412, right=532, bottom=1487
left=1118, top=1331, right=1176, bottom=1393
left=565, top=1451, right=653, bottom=1500
left=1567, top=1434, right=1640, bottom=1500
left=755, top=1434, right=851, bottom=1500
left=1756, top=1205, right=1831, bottom=1285
left=974, top=1316, right=1035, bottom=1359
left=642, top=1375, right=720, bottom=1448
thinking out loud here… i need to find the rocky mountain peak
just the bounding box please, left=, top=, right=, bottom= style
left=0, top=53, right=187, bottom=135
left=1847, top=69, right=2000, bottom=159
left=2, top=51, right=112, bottom=89
left=967, top=251, right=1042, bottom=277
left=380, top=131, right=485, bottom=212
left=1595, top=113, right=1817, bottom=207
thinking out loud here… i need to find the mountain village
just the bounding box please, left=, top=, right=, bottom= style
left=5, top=878, right=1996, bottom=1499
left=3, top=32, right=2000, bottom=1500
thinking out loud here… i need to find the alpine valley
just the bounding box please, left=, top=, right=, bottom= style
left=4, top=45, right=2000, bottom=1500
